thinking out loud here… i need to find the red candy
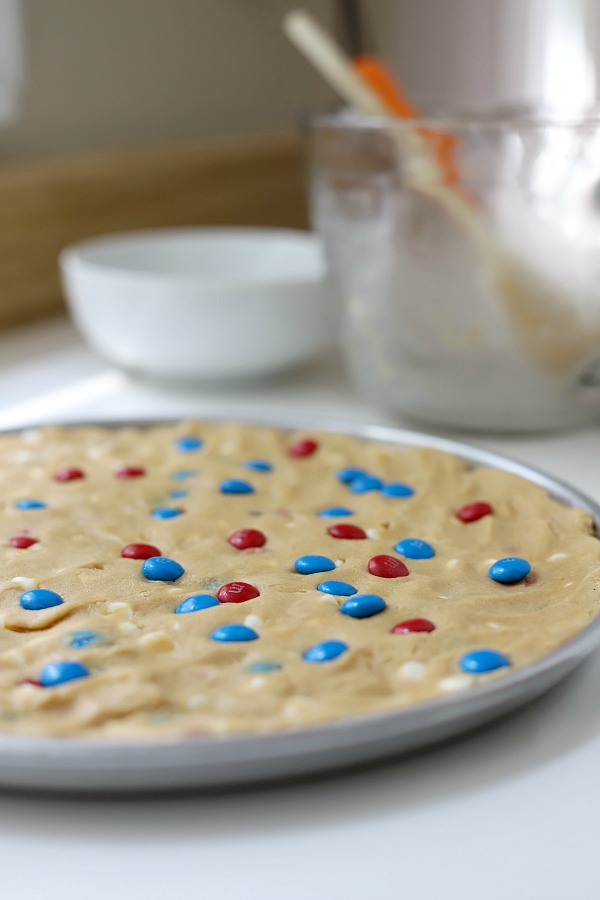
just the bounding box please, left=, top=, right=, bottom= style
left=121, top=543, right=161, bottom=559
left=391, top=618, right=436, bottom=634
left=456, top=501, right=493, bottom=523
left=288, top=438, right=318, bottom=458
left=217, top=581, right=260, bottom=603
left=327, top=523, right=367, bottom=540
left=54, top=467, right=85, bottom=482
left=19, top=678, right=41, bottom=687
left=368, top=554, right=409, bottom=578
left=10, top=536, right=39, bottom=549
left=227, top=529, right=266, bottom=550
left=115, top=466, right=146, bottom=478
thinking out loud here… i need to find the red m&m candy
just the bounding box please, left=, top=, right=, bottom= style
left=227, top=529, right=266, bottom=550
left=288, top=438, right=318, bottom=458
left=54, top=467, right=85, bottom=482
left=115, top=465, right=146, bottom=478
left=368, top=555, right=409, bottom=578
left=327, top=524, right=367, bottom=540
left=391, top=618, right=436, bottom=634
left=456, top=501, right=493, bottom=523
left=217, top=582, right=260, bottom=603
left=121, top=543, right=161, bottom=560
left=10, top=536, right=39, bottom=549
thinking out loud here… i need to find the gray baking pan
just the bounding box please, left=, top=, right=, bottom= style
left=1, top=416, right=599, bottom=793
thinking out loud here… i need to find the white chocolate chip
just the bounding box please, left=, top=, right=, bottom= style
left=11, top=577, right=37, bottom=590
left=446, top=559, right=461, bottom=569
left=548, top=552, right=568, bottom=562
left=21, top=428, right=41, bottom=445
left=118, top=621, right=138, bottom=634
left=13, top=450, right=38, bottom=464
left=106, top=601, right=133, bottom=618
left=334, top=560, right=344, bottom=567
left=246, top=675, right=266, bottom=689
left=439, top=674, right=473, bottom=692
left=186, top=693, right=208, bottom=709
left=366, top=528, right=379, bottom=539
left=138, top=631, right=174, bottom=652
left=244, top=614, right=263, bottom=631
left=398, top=660, right=427, bottom=680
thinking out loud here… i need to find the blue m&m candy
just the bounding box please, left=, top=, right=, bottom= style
left=211, top=624, right=259, bottom=642
left=339, top=594, right=386, bottom=619
left=175, top=436, right=203, bottom=452
left=317, top=580, right=357, bottom=597
left=176, top=594, right=219, bottom=614
left=152, top=507, right=184, bottom=520
left=304, top=640, right=348, bottom=663
left=245, top=660, right=281, bottom=673
left=67, top=630, right=105, bottom=648
left=394, top=538, right=435, bottom=559
left=220, top=479, right=254, bottom=495
left=15, top=499, right=47, bottom=510
left=172, top=469, right=197, bottom=481
left=349, top=475, right=383, bottom=494
left=382, top=483, right=415, bottom=498
left=294, top=554, right=336, bottom=575
left=319, top=507, right=354, bottom=518
left=488, top=557, right=531, bottom=584
left=460, top=648, right=511, bottom=674
left=244, top=460, right=273, bottom=472
left=142, top=556, right=184, bottom=582
left=337, top=467, right=367, bottom=484
left=20, top=589, right=63, bottom=611
left=39, top=660, right=90, bottom=687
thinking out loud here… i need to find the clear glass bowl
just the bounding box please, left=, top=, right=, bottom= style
left=310, top=111, right=600, bottom=432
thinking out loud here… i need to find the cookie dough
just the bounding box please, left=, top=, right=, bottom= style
left=0, top=420, right=598, bottom=740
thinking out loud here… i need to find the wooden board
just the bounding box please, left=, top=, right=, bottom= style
left=0, top=132, right=309, bottom=331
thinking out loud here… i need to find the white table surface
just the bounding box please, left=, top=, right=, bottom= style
left=1, top=318, right=600, bottom=900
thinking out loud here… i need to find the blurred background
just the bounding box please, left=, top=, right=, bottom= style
left=1, top=0, right=600, bottom=330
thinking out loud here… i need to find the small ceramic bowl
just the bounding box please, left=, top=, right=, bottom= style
left=60, top=227, right=333, bottom=381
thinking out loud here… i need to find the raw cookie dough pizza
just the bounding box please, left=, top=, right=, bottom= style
left=0, top=420, right=598, bottom=740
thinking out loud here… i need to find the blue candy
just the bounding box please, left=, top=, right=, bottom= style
left=142, top=556, right=185, bottom=582
left=220, top=479, right=255, bottom=495
left=317, top=580, right=357, bottom=597
left=294, top=554, right=336, bottom=575
left=39, top=660, right=90, bottom=687
left=244, top=460, right=273, bottom=472
left=337, top=467, right=367, bottom=484
left=176, top=594, right=219, bottom=614
left=245, top=660, right=281, bottom=673
left=349, top=475, right=384, bottom=494
left=339, top=594, right=386, bottom=619
left=169, top=489, right=188, bottom=500
left=175, top=436, right=203, bottom=452
left=152, top=507, right=184, bottom=519
left=20, top=589, right=63, bottom=611
left=318, top=506, right=354, bottom=518
left=15, top=499, right=47, bottom=510
left=488, top=557, right=531, bottom=584
left=460, top=648, right=511, bottom=674
left=171, top=469, right=197, bottom=481
left=211, top=624, right=259, bottom=642
left=394, top=538, right=435, bottom=559
left=304, top=640, right=348, bottom=663
left=67, top=630, right=105, bottom=648
left=382, top=483, right=415, bottom=498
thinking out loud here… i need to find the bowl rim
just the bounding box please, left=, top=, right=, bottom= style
left=59, top=226, right=326, bottom=290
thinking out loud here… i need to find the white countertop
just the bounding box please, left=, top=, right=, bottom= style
left=2, top=318, right=600, bottom=900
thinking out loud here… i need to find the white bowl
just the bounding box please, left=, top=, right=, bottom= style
left=59, top=227, right=334, bottom=381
